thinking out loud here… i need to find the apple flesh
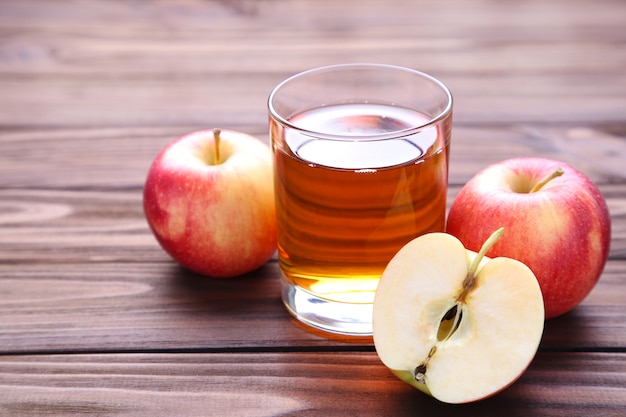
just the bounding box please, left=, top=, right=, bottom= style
left=446, top=157, right=611, bottom=318
left=143, top=129, right=277, bottom=278
left=373, top=230, right=544, bottom=404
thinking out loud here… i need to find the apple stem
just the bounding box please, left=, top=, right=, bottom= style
left=529, top=167, right=564, bottom=193
left=457, top=227, right=504, bottom=303
left=213, top=128, right=221, bottom=165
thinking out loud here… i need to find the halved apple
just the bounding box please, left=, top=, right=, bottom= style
left=372, top=229, right=544, bottom=404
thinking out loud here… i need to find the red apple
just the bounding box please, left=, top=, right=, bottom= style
left=143, top=129, right=277, bottom=278
left=446, top=157, right=611, bottom=319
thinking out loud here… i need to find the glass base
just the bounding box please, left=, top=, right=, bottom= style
left=281, top=280, right=374, bottom=336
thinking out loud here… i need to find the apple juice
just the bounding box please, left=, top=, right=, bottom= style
left=272, top=103, right=451, bottom=304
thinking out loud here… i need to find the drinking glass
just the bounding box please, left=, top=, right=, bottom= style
left=268, top=63, right=453, bottom=336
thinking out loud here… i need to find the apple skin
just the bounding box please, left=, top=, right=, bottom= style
left=143, top=129, right=277, bottom=278
left=446, top=157, right=611, bottom=318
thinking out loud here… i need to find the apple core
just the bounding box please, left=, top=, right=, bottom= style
left=413, top=228, right=504, bottom=385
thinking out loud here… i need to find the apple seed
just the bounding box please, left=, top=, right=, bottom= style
left=414, top=364, right=427, bottom=383
left=414, top=346, right=437, bottom=384
left=437, top=304, right=463, bottom=342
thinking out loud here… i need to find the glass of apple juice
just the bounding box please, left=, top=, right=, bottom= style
left=268, top=63, right=453, bottom=336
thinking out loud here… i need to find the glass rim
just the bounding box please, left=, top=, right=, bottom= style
left=268, top=63, right=453, bottom=141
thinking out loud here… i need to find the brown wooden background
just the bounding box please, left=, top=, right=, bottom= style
left=1, top=0, right=625, bottom=415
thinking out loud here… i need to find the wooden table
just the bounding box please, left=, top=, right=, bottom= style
left=1, top=0, right=625, bottom=415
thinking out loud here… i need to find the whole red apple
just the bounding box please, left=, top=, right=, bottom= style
left=143, top=129, right=277, bottom=278
left=446, top=157, right=611, bottom=318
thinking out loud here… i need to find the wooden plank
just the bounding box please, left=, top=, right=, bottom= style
left=0, top=257, right=624, bottom=353
left=0, top=185, right=624, bottom=352
left=1, top=0, right=624, bottom=50
left=0, top=351, right=625, bottom=416
left=0, top=183, right=623, bottom=260
left=0, top=70, right=624, bottom=128
left=1, top=125, right=625, bottom=189
left=0, top=0, right=624, bottom=128
left=0, top=184, right=623, bottom=261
